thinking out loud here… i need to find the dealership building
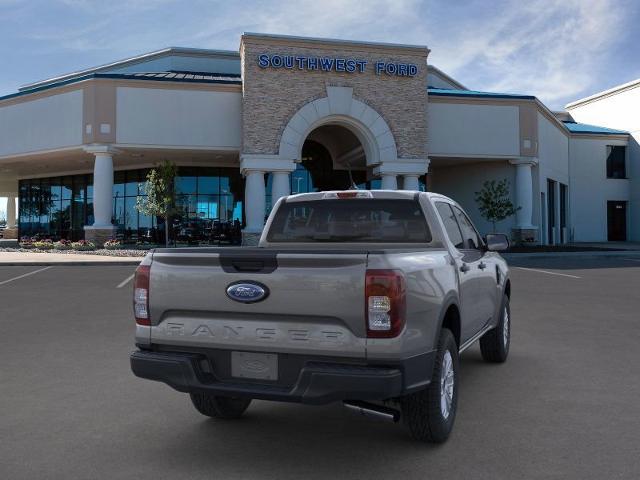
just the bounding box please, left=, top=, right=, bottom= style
left=0, top=33, right=637, bottom=245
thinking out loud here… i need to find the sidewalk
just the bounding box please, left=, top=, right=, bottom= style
left=0, top=251, right=143, bottom=266
left=503, top=250, right=640, bottom=260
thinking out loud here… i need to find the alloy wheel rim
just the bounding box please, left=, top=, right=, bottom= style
left=503, top=307, right=510, bottom=348
left=440, top=350, right=455, bottom=419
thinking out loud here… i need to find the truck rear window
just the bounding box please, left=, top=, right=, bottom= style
left=267, top=199, right=432, bottom=243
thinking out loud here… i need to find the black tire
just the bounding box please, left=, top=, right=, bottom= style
left=480, top=295, right=510, bottom=363
left=189, top=392, right=252, bottom=419
left=401, top=328, right=459, bottom=443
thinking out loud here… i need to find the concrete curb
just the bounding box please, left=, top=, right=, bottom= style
left=0, top=260, right=142, bottom=266
left=503, top=250, right=640, bottom=260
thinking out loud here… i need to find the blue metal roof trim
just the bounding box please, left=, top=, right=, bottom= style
left=427, top=87, right=536, bottom=100
left=562, top=121, right=628, bottom=135
left=0, top=72, right=242, bottom=102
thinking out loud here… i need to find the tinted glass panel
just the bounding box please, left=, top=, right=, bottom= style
left=606, top=146, right=626, bottom=179
left=452, top=205, right=482, bottom=250
left=176, top=176, right=197, bottom=195
left=267, top=199, right=431, bottom=243
left=125, top=171, right=139, bottom=196
left=435, top=202, right=464, bottom=249
left=113, top=171, right=125, bottom=198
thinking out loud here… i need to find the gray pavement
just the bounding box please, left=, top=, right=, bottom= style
left=1, top=258, right=640, bottom=479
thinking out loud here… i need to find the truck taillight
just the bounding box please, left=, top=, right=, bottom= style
left=365, top=270, right=406, bottom=338
left=133, top=265, right=150, bottom=326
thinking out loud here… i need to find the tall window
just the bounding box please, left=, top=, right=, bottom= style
left=606, top=146, right=626, bottom=179
left=18, top=167, right=244, bottom=245
left=19, top=175, right=92, bottom=241
left=172, top=167, right=244, bottom=245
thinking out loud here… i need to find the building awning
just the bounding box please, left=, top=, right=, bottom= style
left=427, top=87, right=535, bottom=100
left=562, top=121, right=628, bottom=135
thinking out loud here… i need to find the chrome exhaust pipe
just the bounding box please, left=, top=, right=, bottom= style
left=343, top=400, right=400, bottom=423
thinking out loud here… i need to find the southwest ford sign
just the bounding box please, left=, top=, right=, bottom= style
left=257, top=54, right=418, bottom=77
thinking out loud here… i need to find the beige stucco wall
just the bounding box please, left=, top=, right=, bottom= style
left=427, top=102, right=520, bottom=157
left=116, top=86, right=242, bottom=148
left=240, top=35, right=429, bottom=160
left=0, top=89, right=83, bottom=157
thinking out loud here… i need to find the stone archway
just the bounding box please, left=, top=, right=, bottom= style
left=278, top=86, right=398, bottom=166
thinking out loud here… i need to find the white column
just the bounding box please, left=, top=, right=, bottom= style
left=271, top=171, right=290, bottom=205
left=6, top=195, right=17, bottom=229
left=510, top=158, right=537, bottom=228
left=402, top=174, right=420, bottom=191
left=244, top=170, right=266, bottom=232
left=92, top=152, right=115, bottom=227
left=380, top=174, right=398, bottom=190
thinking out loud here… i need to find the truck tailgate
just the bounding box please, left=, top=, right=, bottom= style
left=149, top=248, right=368, bottom=358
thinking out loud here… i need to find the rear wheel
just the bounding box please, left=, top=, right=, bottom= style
left=400, top=328, right=459, bottom=443
left=189, top=392, right=252, bottom=419
left=480, top=295, right=510, bottom=363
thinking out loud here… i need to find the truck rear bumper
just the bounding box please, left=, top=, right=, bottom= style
left=130, top=350, right=430, bottom=405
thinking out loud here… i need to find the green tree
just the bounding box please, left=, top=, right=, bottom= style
left=136, top=160, right=178, bottom=247
left=474, top=179, right=520, bottom=233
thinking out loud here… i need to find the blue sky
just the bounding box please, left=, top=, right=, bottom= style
left=1, top=0, right=639, bottom=108
left=1, top=0, right=640, bottom=217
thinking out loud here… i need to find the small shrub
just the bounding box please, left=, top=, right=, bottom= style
left=33, top=239, right=54, bottom=250
left=103, top=239, right=122, bottom=250
left=53, top=239, right=73, bottom=250
left=19, top=237, right=34, bottom=249
left=71, top=240, right=96, bottom=251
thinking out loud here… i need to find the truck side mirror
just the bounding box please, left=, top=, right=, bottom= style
left=485, top=233, right=509, bottom=252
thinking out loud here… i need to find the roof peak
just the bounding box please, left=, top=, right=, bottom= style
left=566, top=77, right=640, bottom=109
left=19, top=46, right=240, bottom=92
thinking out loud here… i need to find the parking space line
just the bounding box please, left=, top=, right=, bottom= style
left=0, top=266, right=53, bottom=286
left=514, top=267, right=581, bottom=279
left=116, top=274, right=135, bottom=289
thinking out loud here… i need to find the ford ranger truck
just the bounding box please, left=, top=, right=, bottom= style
left=130, top=191, right=511, bottom=443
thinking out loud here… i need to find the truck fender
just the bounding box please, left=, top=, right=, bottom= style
left=434, top=293, right=461, bottom=349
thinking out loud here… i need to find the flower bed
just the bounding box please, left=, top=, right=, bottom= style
left=70, top=240, right=96, bottom=251
left=54, top=239, right=73, bottom=250
left=103, top=239, right=122, bottom=250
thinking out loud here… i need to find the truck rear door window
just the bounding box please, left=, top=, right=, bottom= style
left=435, top=202, right=464, bottom=249
left=267, top=199, right=432, bottom=243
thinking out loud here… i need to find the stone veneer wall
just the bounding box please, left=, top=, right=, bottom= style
left=240, top=36, right=429, bottom=160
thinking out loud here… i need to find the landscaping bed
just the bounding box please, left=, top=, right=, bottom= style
left=0, top=247, right=148, bottom=257
left=506, top=245, right=623, bottom=253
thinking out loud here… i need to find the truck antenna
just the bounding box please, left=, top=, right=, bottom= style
left=345, top=161, right=359, bottom=190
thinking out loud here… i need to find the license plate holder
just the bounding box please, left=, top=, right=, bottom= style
left=231, top=351, right=278, bottom=381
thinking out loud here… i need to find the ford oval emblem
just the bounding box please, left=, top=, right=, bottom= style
left=226, top=281, right=269, bottom=304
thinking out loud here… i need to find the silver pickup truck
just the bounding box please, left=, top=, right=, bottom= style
left=130, top=190, right=511, bottom=443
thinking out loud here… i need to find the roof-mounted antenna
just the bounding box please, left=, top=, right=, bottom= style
left=345, top=161, right=359, bottom=190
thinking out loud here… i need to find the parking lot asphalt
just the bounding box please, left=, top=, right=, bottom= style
left=1, top=257, right=639, bottom=480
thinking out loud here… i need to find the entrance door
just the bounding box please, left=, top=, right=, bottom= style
left=540, top=193, right=546, bottom=245
left=607, top=201, right=627, bottom=241
left=547, top=179, right=556, bottom=244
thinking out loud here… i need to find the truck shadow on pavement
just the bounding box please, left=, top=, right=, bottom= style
left=136, top=351, right=512, bottom=478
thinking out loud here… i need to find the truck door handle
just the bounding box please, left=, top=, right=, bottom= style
left=460, top=263, right=470, bottom=273
left=478, top=262, right=487, bottom=270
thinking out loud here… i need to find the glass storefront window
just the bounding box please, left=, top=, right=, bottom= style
left=18, top=166, right=244, bottom=245
left=176, top=175, right=197, bottom=195
left=198, top=175, right=219, bottom=195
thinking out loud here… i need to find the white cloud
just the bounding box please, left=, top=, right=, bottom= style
left=180, top=0, right=633, bottom=107
left=3, top=0, right=635, bottom=109
left=425, top=0, right=631, bottom=108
